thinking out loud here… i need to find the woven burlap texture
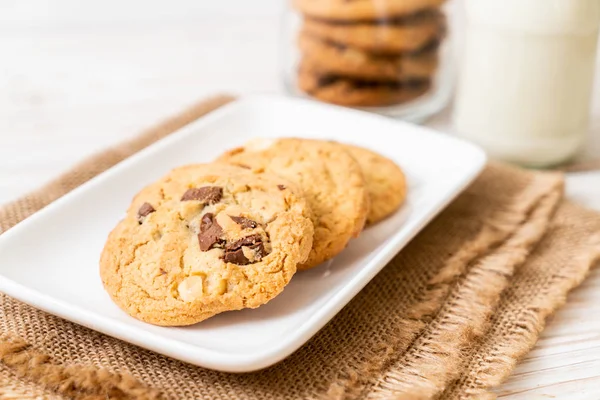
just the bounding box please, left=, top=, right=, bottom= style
left=1, top=96, right=600, bottom=400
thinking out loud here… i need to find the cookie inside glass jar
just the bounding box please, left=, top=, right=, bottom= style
left=288, top=0, right=450, bottom=116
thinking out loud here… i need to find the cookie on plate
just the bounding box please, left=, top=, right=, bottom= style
left=217, top=138, right=370, bottom=270
left=297, top=63, right=431, bottom=107
left=342, top=144, right=407, bottom=224
left=293, top=0, right=446, bottom=22
left=100, top=164, right=314, bottom=326
left=299, top=31, right=439, bottom=81
left=302, top=11, right=445, bottom=55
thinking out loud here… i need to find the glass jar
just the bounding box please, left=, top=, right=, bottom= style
left=280, top=0, right=454, bottom=122
left=453, top=0, right=600, bottom=167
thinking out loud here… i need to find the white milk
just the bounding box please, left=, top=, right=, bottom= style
left=453, top=0, right=600, bottom=167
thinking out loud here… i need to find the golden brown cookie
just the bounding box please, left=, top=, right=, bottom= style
left=299, top=31, right=439, bottom=81
left=302, top=11, right=445, bottom=54
left=341, top=144, right=407, bottom=224
left=297, top=63, right=431, bottom=107
left=293, top=0, right=446, bottom=22
left=100, top=164, right=314, bottom=326
left=216, top=138, right=369, bottom=270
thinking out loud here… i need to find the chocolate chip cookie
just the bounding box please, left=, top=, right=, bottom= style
left=293, top=0, right=446, bottom=21
left=342, top=144, right=407, bottom=224
left=217, top=138, right=370, bottom=270
left=299, top=31, right=439, bottom=81
left=100, top=164, right=314, bottom=326
left=298, top=63, right=431, bottom=107
left=302, top=11, right=445, bottom=55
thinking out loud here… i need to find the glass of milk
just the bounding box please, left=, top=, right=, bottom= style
left=453, top=0, right=600, bottom=167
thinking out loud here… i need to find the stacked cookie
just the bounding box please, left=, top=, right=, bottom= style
left=100, top=138, right=407, bottom=326
left=293, top=0, right=447, bottom=107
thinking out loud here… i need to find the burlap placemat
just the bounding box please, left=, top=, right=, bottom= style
left=1, top=96, right=600, bottom=400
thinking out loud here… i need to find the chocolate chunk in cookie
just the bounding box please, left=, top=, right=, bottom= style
left=277, top=184, right=287, bottom=190
left=230, top=215, right=258, bottom=229
left=226, top=234, right=263, bottom=250
left=223, top=246, right=256, bottom=265
left=137, top=202, right=156, bottom=223
left=200, top=212, right=214, bottom=231
left=197, top=213, right=225, bottom=251
left=181, top=186, right=223, bottom=204
left=223, top=234, right=267, bottom=265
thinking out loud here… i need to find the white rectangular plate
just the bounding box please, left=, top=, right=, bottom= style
left=0, top=96, right=486, bottom=372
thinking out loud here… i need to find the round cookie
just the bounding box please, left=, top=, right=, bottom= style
left=293, top=0, right=447, bottom=22
left=297, top=63, right=431, bottom=107
left=216, top=138, right=370, bottom=270
left=298, top=31, right=439, bottom=81
left=302, top=12, right=445, bottom=54
left=100, top=164, right=314, bottom=326
left=342, top=144, right=407, bottom=224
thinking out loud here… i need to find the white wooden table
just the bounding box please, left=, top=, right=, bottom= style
left=1, top=1, right=599, bottom=398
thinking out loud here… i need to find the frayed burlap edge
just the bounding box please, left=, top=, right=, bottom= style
left=0, top=336, right=161, bottom=400
left=450, top=247, right=600, bottom=399
left=364, top=190, right=563, bottom=399
left=443, top=204, right=600, bottom=399
left=322, top=168, right=565, bottom=400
